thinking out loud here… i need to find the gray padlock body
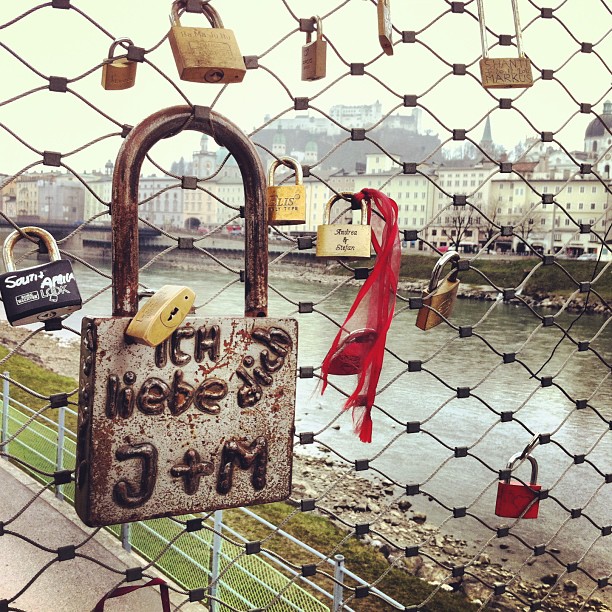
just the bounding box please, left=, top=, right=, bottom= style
left=0, top=259, right=82, bottom=325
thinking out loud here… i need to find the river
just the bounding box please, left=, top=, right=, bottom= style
left=10, top=256, right=612, bottom=586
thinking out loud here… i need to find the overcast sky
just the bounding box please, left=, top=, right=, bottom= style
left=0, top=0, right=610, bottom=176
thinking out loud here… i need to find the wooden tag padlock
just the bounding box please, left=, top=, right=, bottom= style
left=0, top=226, right=81, bottom=326
left=267, top=156, right=306, bottom=225
left=168, top=0, right=246, bottom=84
left=415, top=251, right=460, bottom=331
left=476, top=0, right=533, bottom=89
left=75, top=106, right=297, bottom=527
left=301, top=16, right=326, bottom=81
left=316, top=192, right=371, bottom=259
left=495, top=452, right=541, bottom=519
left=101, top=38, right=137, bottom=90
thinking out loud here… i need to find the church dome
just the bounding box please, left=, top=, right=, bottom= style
left=585, top=100, right=612, bottom=139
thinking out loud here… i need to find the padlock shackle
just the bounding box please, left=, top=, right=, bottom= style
left=170, top=0, right=224, bottom=28
left=504, top=452, right=538, bottom=485
left=2, top=226, right=61, bottom=272
left=106, top=37, right=134, bottom=60
left=306, top=15, right=323, bottom=43
left=112, top=105, right=267, bottom=318
left=324, top=192, right=368, bottom=226
left=427, top=250, right=460, bottom=294
left=476, top=0, right=525, bottom=59
left=268, top=156, right=303, bottom=187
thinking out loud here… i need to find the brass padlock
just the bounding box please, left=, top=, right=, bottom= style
left=101, top=38, right=137, bottom=91
left=476, top=0, right=533, bottom=89
left=301, top=16, right=326, bottom=81
left=415, top=251, right=461, bottom=331
left=316, top=192, right=371, bottom=259
left=168, top=0, right=246, bottom=84
left=75, top=106, right=297, bottom=527
left=377, top=0, right=393, bottom=56
left=125, top=285, right=196, bottom=347
left=267, top=157, right=306, bottom=226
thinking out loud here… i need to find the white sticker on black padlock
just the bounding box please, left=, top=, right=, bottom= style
left=0, top=226, right=82, bottom=326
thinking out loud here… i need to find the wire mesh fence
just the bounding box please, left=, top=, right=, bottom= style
left=0, top=0, right=611, bottom=610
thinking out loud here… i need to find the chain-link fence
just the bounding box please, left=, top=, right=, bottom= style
left=0, top=0, right=610, bottom=610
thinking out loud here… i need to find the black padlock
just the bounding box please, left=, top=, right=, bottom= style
left=0, top=226, right=82, bottom=326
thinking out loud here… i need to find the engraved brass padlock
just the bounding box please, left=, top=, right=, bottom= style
left=75, top=106, right=297, bottom=527
left=267, top=156, right=306, bottom=226
left=476, top=0, right=533, bottom=89
left=168, top=0, right=246, bottom=84
left=415, top=251, right=461, bottom=331
left=0, top=226, right=81, bottom=326
left=377, top=0, right=393, bottom=56
left=101, top=38, right=137, bottom=91
left=316, top=192, right=371, bottom=259
left=495, top=451, right=541, bottom=519
left=301, top=16, right=326, bottom=81
left=125, top=285, right=196, bottom=347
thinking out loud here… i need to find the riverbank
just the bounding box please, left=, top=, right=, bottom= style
left=162, top=252, right=611, bottom=317
left=0, top=321, right=608, bottom=611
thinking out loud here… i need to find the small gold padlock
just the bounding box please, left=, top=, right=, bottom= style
left=168, top=0, right=246, bottom=84
left=301, top=16, right=327, bottom=81
left=476, top=0, right=533, bottom=89
left=316, top=192, right=371, bottom=259
left=267, top=157, right=306, bottom=226
left=125, top=285, right=196, bottom=347
left=101, top=38, right=137, bottom=90
left=377, top=0, right=393, bottom=56
left=415, top=251, right=461, bottom=331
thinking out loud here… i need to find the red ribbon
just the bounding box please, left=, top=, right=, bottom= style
left=320, top=188, right=400, bottom=442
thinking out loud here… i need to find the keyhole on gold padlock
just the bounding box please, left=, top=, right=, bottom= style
left=205, top=69, right=224, bottom=83
left=167, top=306, right=180, bottom=322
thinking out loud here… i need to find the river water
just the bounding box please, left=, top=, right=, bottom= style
left=17, top=257, right=612, bottom=584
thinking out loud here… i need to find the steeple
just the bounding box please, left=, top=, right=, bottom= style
left=479, top=116, right=494, bottom=155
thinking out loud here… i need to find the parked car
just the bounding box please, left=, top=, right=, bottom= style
left=577, top=253, right=597, bottom=261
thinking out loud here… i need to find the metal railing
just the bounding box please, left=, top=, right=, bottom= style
left=0, top=372, right=391, bottom=611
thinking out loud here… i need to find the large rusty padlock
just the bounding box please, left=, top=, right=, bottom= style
left=75, top=106, right=297, bottom=527
left=0, top=226, right=81, bottom=326
left=267, top=156, right=306, bottom=225
left=168, top=0, right=246, bottom=84
left=415, top=251, right=460, bottom=331
left=316, top=192, right=371, bottom=259
left=495, top=451, right=541, bottom=519
left=476, top=0, right=533, bottom=89
left=101, top=38, right=137, bottom=91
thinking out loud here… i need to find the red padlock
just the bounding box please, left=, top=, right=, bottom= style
left=495, top=453, right=541, bottom=519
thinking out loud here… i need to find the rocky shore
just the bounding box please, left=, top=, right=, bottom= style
left=0, top=320, right=609, bottom=611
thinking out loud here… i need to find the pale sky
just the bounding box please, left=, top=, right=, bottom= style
left=0, top=0, right=610, bottom=175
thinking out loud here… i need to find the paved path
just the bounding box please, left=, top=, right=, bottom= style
left=0, top=460, right=200, bottom=612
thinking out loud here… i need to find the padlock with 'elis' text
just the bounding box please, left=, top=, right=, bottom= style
left=101, top=38, right=137, bottom=90
left=168, top=0, right=246, bottom=84
left=495, top=453, right=541, bottom=519
left=0, top=226, right=81, bottom=326
left=316, top=192, right=371, bottom=259
left=301, top=16, right=326, bottom=81
left=267, top=156, right=306, bottom=225
left=415, top=251, right=460, bottom=331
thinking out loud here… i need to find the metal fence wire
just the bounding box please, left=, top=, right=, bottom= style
left=0, top=0, right=611, bottom=611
